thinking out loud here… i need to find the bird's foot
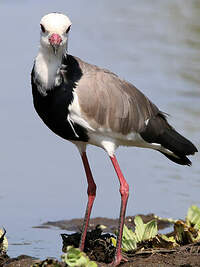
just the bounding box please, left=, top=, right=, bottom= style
left=109, top=254, right=128, bottom=266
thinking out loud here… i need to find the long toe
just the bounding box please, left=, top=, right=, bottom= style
left=110, top=254, right=128, bottom=266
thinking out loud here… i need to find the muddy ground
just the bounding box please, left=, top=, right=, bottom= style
left=1, top=214, right=200, bottom=267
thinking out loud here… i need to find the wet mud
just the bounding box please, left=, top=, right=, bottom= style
left=37, top=214, right=171, bottom=233
left=1, top=214, right=200, bottom=267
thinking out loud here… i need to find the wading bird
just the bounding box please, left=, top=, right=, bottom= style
left=31, top=13, right=197, bottom=266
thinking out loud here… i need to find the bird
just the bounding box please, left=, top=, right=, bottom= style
left=31, top=12, right=198, bottom=266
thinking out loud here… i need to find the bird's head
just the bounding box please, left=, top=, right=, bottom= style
left=39, top=13, right=72, bottom=55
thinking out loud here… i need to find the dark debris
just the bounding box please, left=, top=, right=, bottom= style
left=61, top=225, right=115, bottom=263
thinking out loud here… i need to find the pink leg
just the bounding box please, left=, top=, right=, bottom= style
left=79, top=152, right=96, bottom=251
left=110, top=155, right=129, bottom=266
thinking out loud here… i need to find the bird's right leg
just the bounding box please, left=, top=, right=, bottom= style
left=79, top=151, right=96, bottom=251
left=110, top=155, right=129, bottom=266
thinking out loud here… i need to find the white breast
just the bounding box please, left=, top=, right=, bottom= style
left=34, top=48, right=62, bottom=89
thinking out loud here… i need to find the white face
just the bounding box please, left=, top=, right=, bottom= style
left=40, top=13, right=72, bottom=54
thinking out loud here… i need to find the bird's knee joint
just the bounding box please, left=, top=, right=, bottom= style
left=87, top=184, right=96, bottom=196
left=119, top=183, right=129, bottom=197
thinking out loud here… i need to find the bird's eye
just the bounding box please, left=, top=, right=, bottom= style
left=40, top=24, right=46, bottom=33
left=66, top=26, right=71, bottom=34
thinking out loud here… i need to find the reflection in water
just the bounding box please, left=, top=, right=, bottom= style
left=0, top=0, right=199, bottom=260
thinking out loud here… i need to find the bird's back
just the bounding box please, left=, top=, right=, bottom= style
left=68, top=55, right=160, bottom=134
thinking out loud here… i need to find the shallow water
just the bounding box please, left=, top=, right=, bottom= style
left=0, top=0, right=199, bottom=259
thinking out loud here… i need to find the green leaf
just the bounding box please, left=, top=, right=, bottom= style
left=186, top=205, right=200, bottom=229
left=121, top=225, right=137, bottom=251
left=161, top=234, right=176, bottom=243
left=87, top=262, right=99, bottom=267
left=61, top=246, right=97, bottom=267
left=121, top=217, right=158, bottom=251
left=111, top=237, right=117, bottom=247
left=134, top=216, right=158, bottom=242
left=174, top=219, right=200, bottom=245
left=134, top=216, right=145, bottom=242
left=0, top=228, right=8, bottom=253
left=123, top=224, right=135, bottom=240
left=143, top=220, right=157, bottom=240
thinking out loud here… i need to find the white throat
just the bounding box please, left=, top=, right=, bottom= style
left=34, top=46, right=64, bottom=90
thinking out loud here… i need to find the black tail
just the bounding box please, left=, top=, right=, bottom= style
left=158, top=127, right=197, bottom=166
left=159, top=151, right=192, bottom=166
left=140, top=114, right=198, bottom=166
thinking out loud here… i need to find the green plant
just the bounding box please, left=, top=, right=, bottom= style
left=173, top=205, right=200, bottom=244
left=113, top=206, right=200, bottom=252
left=134, top=216, right=158, bottom=242
left=120, top=224, right=137, bottom=251
left=61, top=246, right=97, bottom=267
left=112, top=216, right=158, bottom=251
left=0, top=228, right=8, bottom=254
left=186, top=205, right=200, bottom=230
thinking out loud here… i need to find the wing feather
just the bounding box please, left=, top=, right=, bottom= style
left=75, top=59, right=160, bottom=135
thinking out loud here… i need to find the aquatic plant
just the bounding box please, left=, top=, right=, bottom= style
left=61, top=246, right=97, bottom=267
left=112, top=216, right=158, bottom=251
left=174, top=205, right=200, bottom=244
left=113, top=205, right=200, bottom=251
left=0, top=228, right=8, bottom=254
left=186, top=205, right=200, bottom=229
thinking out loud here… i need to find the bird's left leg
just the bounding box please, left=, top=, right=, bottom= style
left=79, top=151, right=96, bottom=251
left=110, top=155, right=129, bottom=266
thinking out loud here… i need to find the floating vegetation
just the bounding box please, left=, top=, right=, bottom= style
left=61, top=246, right=97, bottom=267
left=0, top=228, right=8, bottom=255
left=186, top=205, right=200, bottom=229
left=112, top=216, right=158, bottom=251
left=1, top=205, right=200, bottom=266
left=112, top=205, right=200, bottom=253
left=174, top=205, right=200, bottom=245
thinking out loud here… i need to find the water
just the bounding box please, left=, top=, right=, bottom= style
left=0, top=0, right=199, bottom=260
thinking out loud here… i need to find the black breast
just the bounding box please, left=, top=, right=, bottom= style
left=31, top=55, right=89, bottom=142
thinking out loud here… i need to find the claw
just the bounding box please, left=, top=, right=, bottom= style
left=110, top=254, right=128, bottom=266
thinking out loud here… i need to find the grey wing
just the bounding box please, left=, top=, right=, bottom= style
left=74, top=57, right=197, bottom=166
left=77, top=67, right=163, bottom=135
